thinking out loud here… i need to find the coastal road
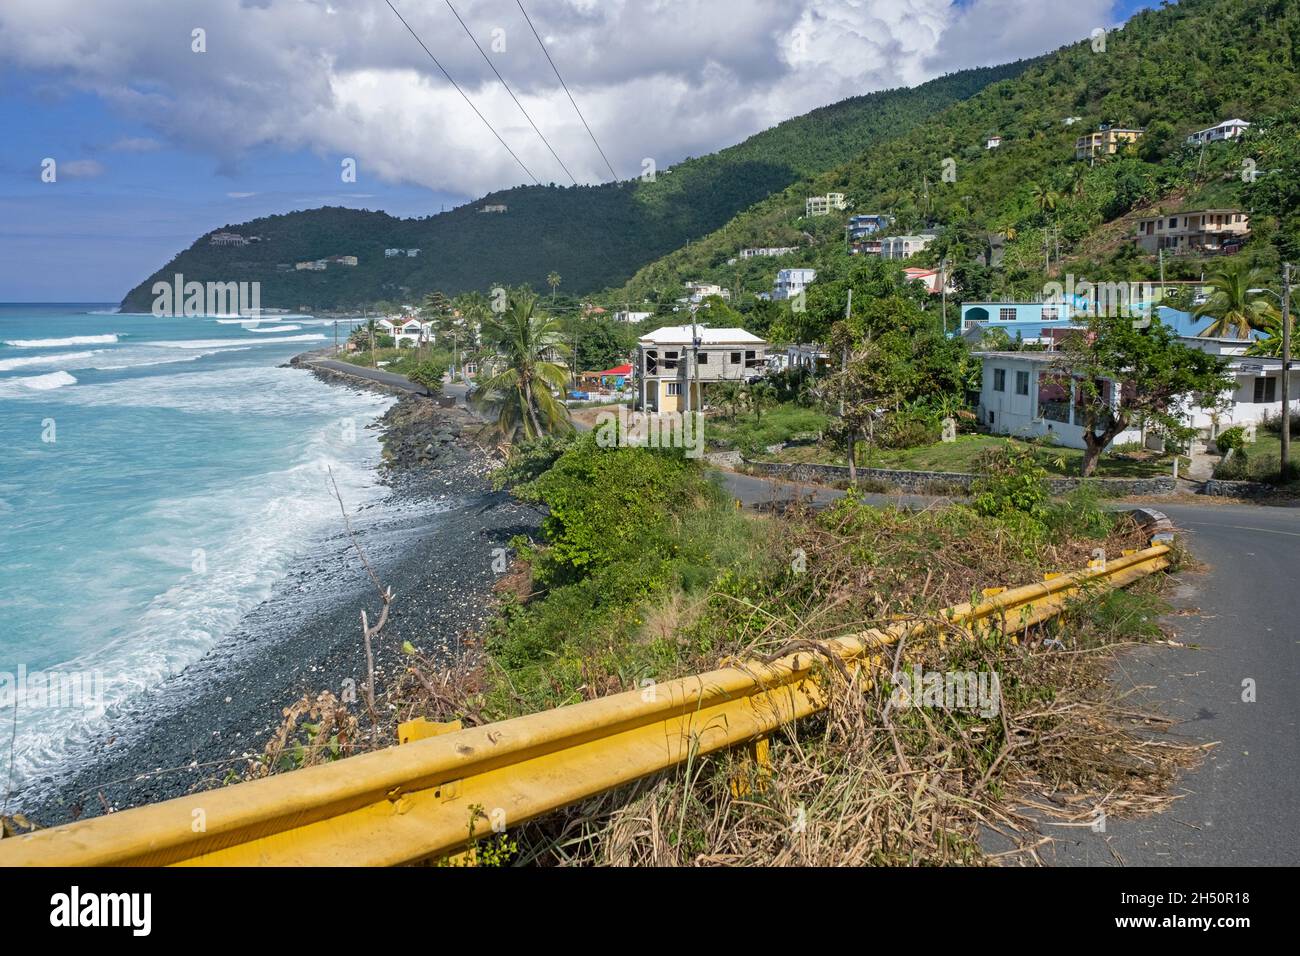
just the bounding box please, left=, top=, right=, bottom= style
left=717, top=469, right=1300, bottom=866
left=306, top=358, right=423, bottom=393
left=303, top=357, right=475, bottom=408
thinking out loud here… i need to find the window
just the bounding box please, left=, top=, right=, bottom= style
left=999, top=308, right=1016, bottom=322
left=993, top=368, right=1006, bottom=392
left=666, top=382, right=681, bottom=396
left=697, top=352, right=708, bottom=364
left=1038, top=373, right=1071, bottom=424
left=1041, top=307, right=1059, bottom=321
left=1015, top=370, right=1030, bottom=396
left=730, top=351, right=741, bottom=364
left=1254, top=376, right=1278, bottom=403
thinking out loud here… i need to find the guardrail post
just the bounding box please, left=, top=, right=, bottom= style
left=730, top=736, right=773, bottom=798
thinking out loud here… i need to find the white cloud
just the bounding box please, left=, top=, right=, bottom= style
left=109, top=136, right=164, bottom=152
left=0, top=0, right=1127, bottom=198
left=60, top=159, right=106, bottom=178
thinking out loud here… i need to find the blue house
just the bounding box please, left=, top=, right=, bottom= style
left=847, top=214, right=894, bottom=240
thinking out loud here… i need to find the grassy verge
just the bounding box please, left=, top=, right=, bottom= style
left=764, top=432, right=1186, bottom=479
left=704, top=402, right=828, bottom=456
left=1214, top=430, right=1300, bottom=486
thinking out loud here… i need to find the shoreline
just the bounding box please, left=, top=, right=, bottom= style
left=16, top=350, right=538, bottom=826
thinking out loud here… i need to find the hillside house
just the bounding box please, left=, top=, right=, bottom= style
left=636, top=325, right=767, bottom=413
left=805, top=193, right=848, bottom=217
left=847, top=215, right=893, bottom=239
left=1075, top=125, right=1144, bottom=160
left=1134, top=209, right=1249, bottom=255
left=1186, top=119, right=1250, bottom=146
left=772, top=268, right=817, bottom=301
left=880, top=234, right=937, bottom=259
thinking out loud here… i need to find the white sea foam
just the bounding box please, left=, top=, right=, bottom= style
left=2, top=371, right=394, bottom=787
left=4, top=333, right=120, bottom=348
left=0, top=370, right=77, bottom=393
left=0, top=350, right=97, bottom=372
left=248, top=325, right=302, bottom=333
left=146, top=334, right=326, bottom=349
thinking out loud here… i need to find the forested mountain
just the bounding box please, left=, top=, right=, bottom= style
left=618, top=0, right=1300, bottom=307
left=117, top=61, right=1030, bottom=312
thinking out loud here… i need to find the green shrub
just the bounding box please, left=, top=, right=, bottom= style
left=971, top=441, right=1049, bottom=519
left=1215, top=426, right=1246, bottom=454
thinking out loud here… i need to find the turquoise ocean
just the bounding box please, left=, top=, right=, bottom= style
left=0, top=304, right=390, bottom=790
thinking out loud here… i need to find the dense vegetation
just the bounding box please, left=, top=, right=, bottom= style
left=117, top=62, right=1028, bottom=312
left=618, top=0, right=1300, bottom=305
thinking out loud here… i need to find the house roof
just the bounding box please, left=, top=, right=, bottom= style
left=639, top=325, right=765, bottom=346
left=598, top=364, right=633, bottom=376
left=973, top=351, right=1064, bottom=363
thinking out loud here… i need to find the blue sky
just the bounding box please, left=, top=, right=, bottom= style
left=0, top=0, right=1162, bottom=302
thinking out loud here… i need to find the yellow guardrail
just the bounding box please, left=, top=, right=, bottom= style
left=0, top=543, right=1171, bottom=866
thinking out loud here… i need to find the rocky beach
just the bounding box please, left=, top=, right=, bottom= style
left=17, top=355, right=539, bottom=827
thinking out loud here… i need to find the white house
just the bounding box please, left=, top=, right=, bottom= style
left=772, top=268, right=817, bottom=301
left=978, top=341, right=1300, bottom=450
left=1177, top=335, right=1300, bottom=437
left=378, top=317, right=433, bottom=347
left=880, top=234, right=937, bottom=260
left=684, top=282, right=730, bottom=305
left=786, top=343, right=832, bottom=373
left=636, top=325, right=767, bottom=413
left=614, top=309, right=654, bottom=324
left=975, top=351, right=1142, bottom=450
left=1186, top=119, right=1251, bottom=146
left=986, top=135, right=1002, bottom=149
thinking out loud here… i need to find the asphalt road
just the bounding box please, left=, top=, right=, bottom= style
left=304, top=358, right=474, bottom=407
left=717, top=470, right=1300, bottom=866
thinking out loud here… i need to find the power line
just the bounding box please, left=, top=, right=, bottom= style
left=381, top=0, right=540, bottom=185
left=443, top=0, right=578, bottom=186
left=515, top=0, right=619, bottom=182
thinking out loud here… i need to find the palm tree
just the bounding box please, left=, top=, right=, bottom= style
left=1194, top=263, right=1280, bottom=340
left=547, top=271, right=561, bottom=301
left=1030, top=182, right=1059, bottom=216
left=475, top=291, right=572, bottom=440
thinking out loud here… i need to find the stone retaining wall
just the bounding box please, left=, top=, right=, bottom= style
left=1203, top=478, right=1275, bottom=498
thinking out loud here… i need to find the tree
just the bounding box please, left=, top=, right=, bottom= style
left=1030, top=182, right=1059, bottom=216
left=812, top=335, right=909, bottom=481
left=1060, top=313, right=1231, bottom=477
left=1194, top=262, right=1281, bottom=340
left=406, top=360, right=447, bottom=396
left=745, top=380, right=776, bottom=422
left=547, top=271, right=562, bottom=301
left=475, top=291, right=573, bottom=441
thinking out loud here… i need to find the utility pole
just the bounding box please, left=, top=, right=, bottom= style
left=940, top=258, right=949, bottom=335
left=840, top=288, right=851, bottom=417
left=333, top=319, right=338, bottom=353
left=1282, top=261, right=1293, bottom=482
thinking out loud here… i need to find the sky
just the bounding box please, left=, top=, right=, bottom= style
left=0, top=0, right=1161, bottom=302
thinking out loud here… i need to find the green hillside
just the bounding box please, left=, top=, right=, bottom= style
left=617, top=0, right=1300, bottom=311
left=118, top=61, right=1030, bottom=312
